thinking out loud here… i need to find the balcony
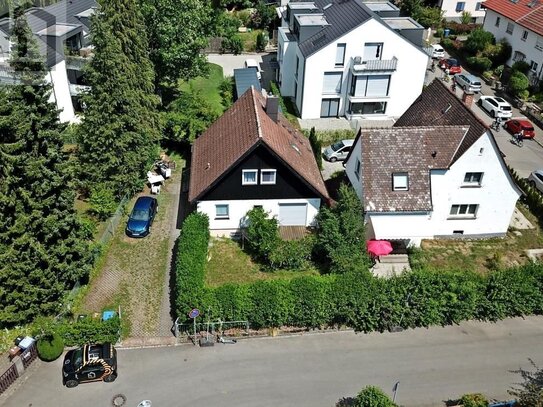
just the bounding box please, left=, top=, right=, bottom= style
left=69, top=83, right=91, bottom=96
left=351, top=56, right=398, bottom=74
left=65, top=47, right=93, bottom=71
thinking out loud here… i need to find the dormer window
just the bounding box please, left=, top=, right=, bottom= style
left=242, top=169, right=258, bottom=185
left=392, top=172, right=408, bottom=191
left=261, top=169, right=277, bottom=185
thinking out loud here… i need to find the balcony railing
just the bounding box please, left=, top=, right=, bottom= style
left=69, top=83, right=91, bottom=96
left=351, top=56, right=398, bottom=73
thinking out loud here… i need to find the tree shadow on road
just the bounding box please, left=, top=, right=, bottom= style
left=335, top=397, right=356, bottom=406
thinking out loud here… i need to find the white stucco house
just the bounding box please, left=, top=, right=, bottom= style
left=189, top=87, right=330, bottom=237
left=344, top=79, right=521, bottom=246
left=482, top=0, right=543, bottom=85
left=0, top=0, right=96, bottom=123
left=438, top=0, right=486, bottom=24
left=276, top=0, right=429, bottom=123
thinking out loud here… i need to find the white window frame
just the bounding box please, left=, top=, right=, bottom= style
left=260, top=169, right=277, bottom=185
left=392, top=172, right=408, bottom=191
left=215, top=204, right=229, bottom=219
left=449, top=204, right=478, bottom=218
left=475, top=2, right=481, bottom=10
left=335, top=43, right=346, bottom=67
left=323, top=72, right=342, bottom=94
left=536, top=37, right=543, bottom=51
left=506, top=22, right=514, bottom=34
left=463, top=172, right=483, bottom=186
left=455, top=1, right=465, bottom=11
left=242, top=169, right=258, bottom=185
left=530, top=60, right=539, bottom=72
left=354, top=158, right=361, bottom=180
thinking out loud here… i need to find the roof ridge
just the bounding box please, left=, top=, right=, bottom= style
left=519, top=3, right=543, bottom=21
left=250, top=87, right=263, bottom=139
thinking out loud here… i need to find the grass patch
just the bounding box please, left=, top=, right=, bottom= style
left=205, top=238, right=319, bottom=287
left=179, top=63, right=225, bottom=116
left=238, top=29, right=263, bottom=52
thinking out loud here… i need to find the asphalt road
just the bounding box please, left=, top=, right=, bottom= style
left=3, top=316, right=543, bottom=407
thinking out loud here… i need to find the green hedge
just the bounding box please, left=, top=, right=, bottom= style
left=56, top=317, right=120, bottom=346
left=37, top=332, right=64, bottom=361
left=174, top=212, right=210, bottom=322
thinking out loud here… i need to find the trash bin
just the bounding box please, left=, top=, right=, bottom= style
left=444, top=28, right=450, bottom=37
left=102, top=310, right=116, bottom=321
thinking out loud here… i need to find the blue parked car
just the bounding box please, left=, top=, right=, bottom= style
left=126, top=196, right=158, bottom=238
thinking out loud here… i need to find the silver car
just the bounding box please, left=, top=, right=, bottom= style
left=323, top=139, right=354, bottom=162
left=528, top=170, right=543, bottom=193
left=454, top=73, right=482, bottom=93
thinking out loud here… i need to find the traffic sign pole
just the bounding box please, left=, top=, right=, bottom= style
left=188, top=309, right=200, bottom=346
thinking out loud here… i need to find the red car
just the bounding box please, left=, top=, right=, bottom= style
left=504, top=119, right=536, bottom=139
left=439, top=58, right=462, bottom=74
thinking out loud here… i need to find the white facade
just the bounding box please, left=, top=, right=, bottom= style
left=47, top=60, right=76, bottom=123
left=483, top=9, right=543, bottom=84
left=197, top=198, right=321, bottom=237
left=278, top=18, right=428, bottom=121
left=438, top=0, right=486, bottom=23
left=346, top=131, right=521, bottom=246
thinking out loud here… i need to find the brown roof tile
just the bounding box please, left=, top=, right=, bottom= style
left=189, top=88, right=329, bottom=202
left=361, top=126, right=469, bottom=212
left=394, top=79, right=488, bottom=164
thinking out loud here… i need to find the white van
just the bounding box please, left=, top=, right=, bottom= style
left=323, top=139, right=354, bottom=162
left=431, top=44, right=445, bottom=59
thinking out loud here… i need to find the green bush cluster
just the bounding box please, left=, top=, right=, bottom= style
left=305, top=129, right=356, bottom=147
left=55, top=317, right=120, bottom=346
left=221, top=35, right=243, bottom=55
left=174, top=213, right=210, bottom=322
left=355, top=385, right=397, bottom=407
left=36, top=332, right=65, bottom=361
left=460, top=393, right=488, bottom=407
left=269, top=81, right=288, bottom=114
left=308, top=127, right=323, bottom=170
left=466, top=56, right=492, bottom=72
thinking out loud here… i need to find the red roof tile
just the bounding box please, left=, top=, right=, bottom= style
left=189, top=88, right=329, bottom=202
left=483, top=0, right=543, bottom=36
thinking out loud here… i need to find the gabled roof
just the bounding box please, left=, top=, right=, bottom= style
left=189, top=87, right=329, bottom=203
left=394, top=79, right=489, bottom=165
left=298, top=0, right=373, bottom=57
left=483, top=0, right=543, bottom=36
left=358, top=126, right=469, bottom=212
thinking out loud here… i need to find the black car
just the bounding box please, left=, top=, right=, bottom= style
left=126, top=196, right=158, bottom=237
left=62, top=343, right=118, bottom=388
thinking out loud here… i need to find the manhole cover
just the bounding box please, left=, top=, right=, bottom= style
left=112, top=394, right=127, bottom=407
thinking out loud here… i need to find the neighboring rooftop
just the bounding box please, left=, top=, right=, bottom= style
left=189, top=87, right=329, bottom=202
left=394, top=79, right=488, bottom=165
left=359, top=126, right=469, bottom=212
left=364, top=1, right=399, bottom=12
left=296, top=13, right=328, bottom=26
left=382, top=17, right=421, bottom=29
left=482, top=0, right=543, bottom=36
left=233, top=68, right=262, bottom=100
left=36, top=23, right=80, bottom=37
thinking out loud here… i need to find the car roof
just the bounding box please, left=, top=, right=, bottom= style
left=134, top=196, right=156, bottom=209
left=341, top=139, right=354, bottom=146
left=245, top=59, right=258, bottom=66
left=432, top=44, right=443, bottom=49
left=462, top=73, right=480, bottom=81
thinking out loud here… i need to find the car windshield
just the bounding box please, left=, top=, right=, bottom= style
left=449, top=59, right=458, bottom=66
left=523, top=125, right=535, bottom=131
left=331, top=141, right=345, bottom=152
left=495, top=97, right=506, bottom=103
left=472, top=81, right=481, bottom=86
left=131, top=209, right=149, bottom=221
left=71, top=348, right=83, bottom=369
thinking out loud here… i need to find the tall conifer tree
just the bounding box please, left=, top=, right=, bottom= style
left=77, top=0, right=160, bottom=197
left=0, top=6, right=91, bottom=326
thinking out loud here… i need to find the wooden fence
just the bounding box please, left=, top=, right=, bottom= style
left=0, top=364, right=18, bottom=395
left=0, top=342, right=38, bottom=395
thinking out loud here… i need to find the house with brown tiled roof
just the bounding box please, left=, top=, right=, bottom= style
left=482, top=0, right=543, bottom=85
left=344, top=79, right=521, bottom=246
left=188, top=87, right=330, bottom=236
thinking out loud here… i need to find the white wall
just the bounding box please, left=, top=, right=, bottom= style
left=483, top=9, right=543, bottom=82
left=278, top=27, right=297, bottom=96
left=197, top=198, right=321, bottom=236
left=298, top=18, right=428, bottom=120
left=344, top=135, right=363, bottom=200
left=438, top=0, right=485, bottom=23
left=47, top=60, right=76, bottom=123
left=364, top=132, right=520, bottom=246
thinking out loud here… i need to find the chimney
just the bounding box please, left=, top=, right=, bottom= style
left=462, top=90, right=474, bottom=108
left=266, top=96, right=280, bottom=123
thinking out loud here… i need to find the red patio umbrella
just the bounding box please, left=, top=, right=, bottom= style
left=366, top=239, right=393, bottom=256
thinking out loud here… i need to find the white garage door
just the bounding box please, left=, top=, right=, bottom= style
left=278, top=203, right=307, bottom=226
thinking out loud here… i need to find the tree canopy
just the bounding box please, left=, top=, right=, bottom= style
left=77, top=0, right=160, bottom=197
left=0, top=7, right=91, bottom=326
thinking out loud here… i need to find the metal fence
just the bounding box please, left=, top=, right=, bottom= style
left=0, top=364, right=18, bottom=395
left=174, top=319, right=249, bottom=344
left=20, top=342, right=37, bottom=370
left=98, top=193, right=130, bottom=246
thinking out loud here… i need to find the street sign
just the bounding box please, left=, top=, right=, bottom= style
left=188, top=308, right=200, bottom=319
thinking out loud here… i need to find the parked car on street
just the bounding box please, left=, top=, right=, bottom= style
left=431, top=44, right=445, bottom=59
left=478, top=96, right=513, bottom=118
left=439, top=58, right=461, bottom=74
left=244, top=59, right=262, bottom=80
left=126, top=196, right=158, bottom=238
left=504, top=118, right=536, bottom=139
left=323, top=139, right=354, bottom=162
left=528, top=170, right=543, bottom=193
left=453, top=73, right=482, bottom=93
left=63, top=343, right=118, bottom=388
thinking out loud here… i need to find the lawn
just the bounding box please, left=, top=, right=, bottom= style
left=205, top=238, right=319, bottom=287
left=411, top=204, right=543, bottom=273
left=178, top=63, right=225, bottom=117
left=238, top=29, right=263, bottom=52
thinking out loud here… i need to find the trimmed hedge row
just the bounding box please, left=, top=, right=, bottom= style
left=174, top=213, right=210, bottom=320
left=55, top=317, right=121, bottom=346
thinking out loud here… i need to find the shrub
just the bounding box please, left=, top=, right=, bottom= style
left=268, top=235, right=315, bottom=270
left=255, top=31, right=266, bottom=52
left=269, top=81, right=288, bottom=114
left=355, top=386, right=397, bottom=407
left=214, top=12, right=241, bottom=37
left=37, top=332, right=64, bottom=362
left=221, top=35, right=243, bottom=54
left=466, top=56, right=492, bottom=72
left=219, top=76, right=235, bottom=109
left=509, top=71, right=530, bottom=97
left=174, top=213, right=210, bottom=321
left=460, top=10, right=472, bottom=24
left=463, top=28, right=495, bottom=55
left=248, top=279, right=293, bottom=329
left=512, top=60, right=531, bottom=75
left=244, top=207, right=280, bottom=263
left=89, top=184, right=118, bottom=220
left=308, top=127, right=323, bottom=170
left=289, top=275, right=333, bottom=328
left=460, top=393, right=488, bottom=407
left=482, top=39, right=511, bottom=67
left=251, top=2, right=276, bottom=30
left=56, top=317, right=121, bottom=346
